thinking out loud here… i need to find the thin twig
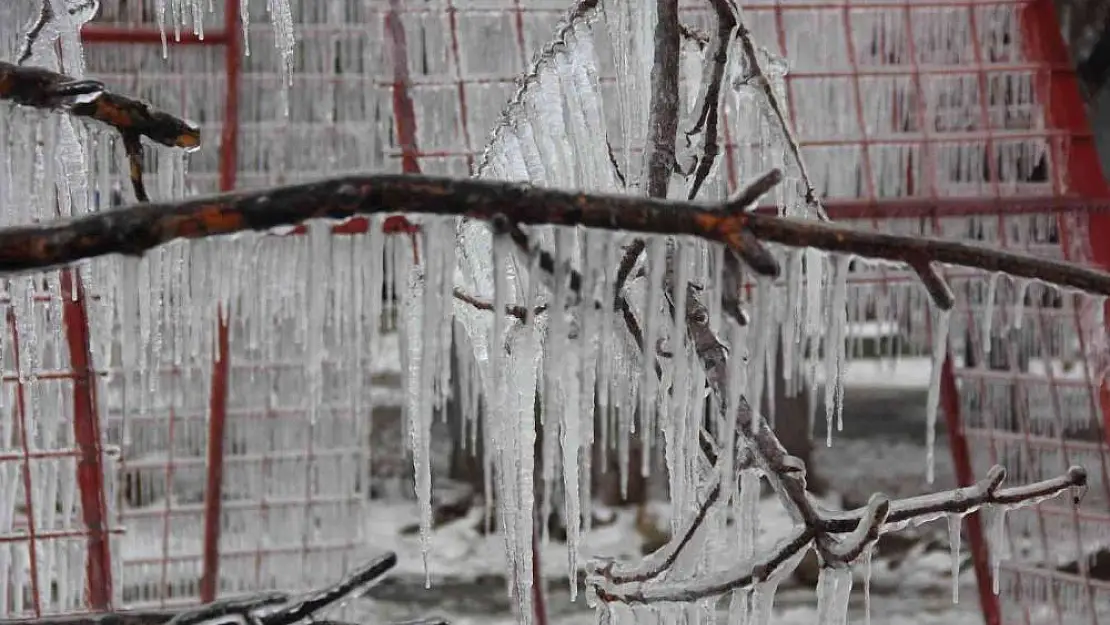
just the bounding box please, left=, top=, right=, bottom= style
left=453, top=287, right=545, bottom=321
left=262, top=553, right=399, bottom=625
left=1, top=61, right=200, bottom=205
left=16, top=0, right=54, bottom=65
left=166, top=594, right=288, bottom=625
left=122, top=132, right=150, bottom=203
left=592, top=464, right=1086, bottom=604
left=682, top=0, right=736, bottom=201
left=733, top=16, right=829, bottom=221
left=679, top=23, right=711, bottom=48
left=1, top=61, right=200, bottom=151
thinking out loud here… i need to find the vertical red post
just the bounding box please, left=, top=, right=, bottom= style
left=200, top=0, right=242, bottom=603
left=60, top=269, right=114, bottom=610
left=939, top=356, right=1001, bottom=625
left=200, top=309, right=231, bottom=602
left=1019, top=0, right=1110, bottom=449
left=386, top=0, right=424, bottom=176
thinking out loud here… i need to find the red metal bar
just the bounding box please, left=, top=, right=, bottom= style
left=940, top=355, right=1002, bottom=625
left=386, top=0, right=423, bottom=176
left=219, top=2, right=242, bottom=193
left=199, top=309, right=231, bottom=603
left=7, top=307, right=43, bottom=616
left=81, top=26, right=228, bottom=45
left=60, top=269, right=114, bottom=611
left=1019, top=0, right=1110, bottom=450
left=198, top=0, right=242, bottom=602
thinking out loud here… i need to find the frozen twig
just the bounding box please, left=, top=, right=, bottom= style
left=475, top=0, right=601, bottom=177
left=591, top=465, right=1086, bottom=604
left=733, top=15, right=829, bottom=222
left=16, top=0, right=54, bottom=65
left=0, top=61, right=200, bottom=203
left=1, top=171, right=1109, bottom=302
left=165, top=594, right=289, bottom=625
left=0, top=62, right=200, bottom=150
left=909, top=258, right=956, bottom=310
left=261, top=553, right=399, bottom=625
left=453, top=287, right=545, bottom=321
left=0, top=553, right=439, bottom=625
left=681, top=0, right=736, bottom=201
left=679, top=23, right=710, bottom=48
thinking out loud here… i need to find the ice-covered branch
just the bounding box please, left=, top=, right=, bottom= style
left=1, top=171, right=1109, bottom=300
left=591, top=465, right=1086, bottom=604
left=680, top=0, right=735, bottom=201
left=16, top=0, right=53, bottom=65
left=453, top=287, right=545, bottom=321
left=644, top=0, right=681, bottom=199
left=0, top=62, right=201, bottom=151
left=475, top=0, right=601, bottom=176
left=0, top=61, right=201, bottom=202
left=0, top=553, right=434, bottom=625
left=732, top=12, right=828, bottom=222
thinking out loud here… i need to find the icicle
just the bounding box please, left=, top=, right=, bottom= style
left=823, top=255, right=850, bottom=446
left=924, top=305, right=952, bottom=483
left=987, top=505, right=1009, bottom=595
left=982, top=272, right=999, bottom=357
left=815, top=565, right=852, bottom=625
left=861, top=545, right=873, bottom=625
left=1012, top=278, right=1030, bottom=331
left=737, top=468, right=760, bottom=560
left=948, top=513, right=962, bottom=603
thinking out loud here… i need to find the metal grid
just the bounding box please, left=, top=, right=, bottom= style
left=0, top=0, right=1104, bottom=622
left=0, top=272, right=119, bottom=617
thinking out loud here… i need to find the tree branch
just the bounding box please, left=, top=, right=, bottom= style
left=453, top=286, right=545, bottom=321
left=681, top=0, right=735, bottom=201
left=0, top=553, right=430, bottom=625
left=16, top=0, right=54, bottom=65
left=1, top=171, right=1109, bottom=303
left=1, top=61, right=201, bottom=204
left=1, top=62, right=200, bottom=151
left=592, top=464, right=1086, bottom=604
left=733, top=15, right=828, bottom=222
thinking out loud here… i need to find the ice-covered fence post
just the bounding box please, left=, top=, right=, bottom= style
left=59, top=268, right=114, bottom=610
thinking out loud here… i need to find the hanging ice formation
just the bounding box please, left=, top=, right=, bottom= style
left=0, top=0, right=124, bottom=613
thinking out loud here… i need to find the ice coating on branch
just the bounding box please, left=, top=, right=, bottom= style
left=924, top=306, right=952, bottom=484
left=815, top=565, right=852, bottom=625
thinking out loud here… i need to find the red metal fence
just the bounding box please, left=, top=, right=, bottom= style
left=1, top=0, right=1108, bottom=623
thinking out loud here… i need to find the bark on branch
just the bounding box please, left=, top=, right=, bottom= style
left=0, top=60, right=201, bottom=203
left=1, top=171, right=1108, bottom=306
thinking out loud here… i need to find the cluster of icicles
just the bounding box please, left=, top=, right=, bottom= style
left=2, top=0, right=1108, bottom=622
